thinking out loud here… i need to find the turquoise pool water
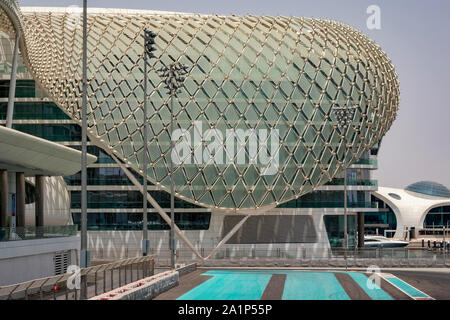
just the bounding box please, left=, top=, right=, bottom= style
left=176, top=270, right=407, bottom=300
left=177, top=270, right=271, bottom=300
left=282, top=271, right=350, bottom=300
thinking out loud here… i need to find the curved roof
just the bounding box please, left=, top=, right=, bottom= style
left=405, top=181, right=450, bottom=198
left=0, top=126, right=97, bottom=176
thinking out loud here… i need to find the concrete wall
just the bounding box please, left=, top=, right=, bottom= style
left=0, top=236, right=79, bottom=285
left=176, top=263, right=197, bottom=277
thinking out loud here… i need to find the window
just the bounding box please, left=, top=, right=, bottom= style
left=71, top=211, right=211, bottom=230
left=65, top=167, right=133, bottom=186
left=323, top=215, right=356, bottom=248
left=12, top=124, right=82, bottom=141
left=0, top=80, right=36, bottom=98
left=70, top=190, right=202, bottom=209
left=0, top=102, right=70, bottom=120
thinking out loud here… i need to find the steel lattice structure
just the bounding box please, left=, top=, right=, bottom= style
left=0, top=2, right=400, bottom=211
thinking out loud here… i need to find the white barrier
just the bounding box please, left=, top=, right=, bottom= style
left=89, top=270, right=178, bottom=300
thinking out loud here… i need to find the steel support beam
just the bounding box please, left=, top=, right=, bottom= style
left=6, top=35, right=20, bottom=129
left=205, top=214, right=251, bottom=260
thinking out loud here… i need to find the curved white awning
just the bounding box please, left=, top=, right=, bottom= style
left=0, top=126, right=97, bottom=176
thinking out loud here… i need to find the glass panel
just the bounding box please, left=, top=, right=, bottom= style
left=71, top=212, right=211, bottom=230
left=12, top=124, right=82, bottom=142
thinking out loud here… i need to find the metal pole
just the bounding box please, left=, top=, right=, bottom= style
left=444, top=223, right=446, bottom=265
left=80, top=0, right=90, bottom=299
left=0, top=170, right=8, bottom=228
left=6, top=35, right=20, bottom=128
left=170, top=90, right=175, bottom=269
left=344, top=138, right=348, bottom=270
left=142, top=49, right=148, bottom=256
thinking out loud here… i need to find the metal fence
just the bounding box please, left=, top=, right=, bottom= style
left=152, top=247, right=449, bottom=268
left=0, top=255, right=154, bottom=300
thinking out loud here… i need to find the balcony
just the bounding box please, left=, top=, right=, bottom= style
left=324, top=179, right=378, bottom=187
left=352, top=158, right=378, bottom=167
left=278, top=201, right=379, bottom=209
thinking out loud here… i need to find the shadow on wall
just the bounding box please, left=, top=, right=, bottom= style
left=24, top=176, right=71, bottom=226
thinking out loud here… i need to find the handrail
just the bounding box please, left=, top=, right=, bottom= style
left=0, top=255, right=154, bottom=300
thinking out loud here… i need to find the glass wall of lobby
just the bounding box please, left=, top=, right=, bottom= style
left=368, top=194, right=397, bottom=237
left=422, top=206, right=450, bottom=236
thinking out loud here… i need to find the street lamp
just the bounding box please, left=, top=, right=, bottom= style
left=333, top=104, right=357, bottom=269
left=142, top=29, right=157, bottom=256
left=157, top=62, right=188, bottom=269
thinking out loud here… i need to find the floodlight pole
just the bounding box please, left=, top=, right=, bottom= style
left=157, top=62, right=187, bottom=269
left=170, top=90, right=175, bottom=269
left=142, top=29, right=156, bottom=256
left=142, top=48, right=148, bottom=256
left=80, top=0, right=89, bottom=299
left=333, top=105, right=357, bottom=271
left=344, top=137, right=348, bottom=249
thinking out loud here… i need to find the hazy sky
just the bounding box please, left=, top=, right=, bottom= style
left=18, top=0, right=450, bottom=189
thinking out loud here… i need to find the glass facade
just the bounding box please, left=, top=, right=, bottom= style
left=364, top=211, right=397, bottom=236
left=0, top=102, right=70, bottom=120
left=323, top=215, right=356, bottom=248
left=71, top=191, right=144, bottom=209
left=0, top=7, right=392, bottom=243
left=7, top=6, right=399, bottom=210
left=70, top=145, right=115, bottom=164
left=0, top=80, right=36, bottom=98
left=368, top=194, right=397, bottom=237
left=278, top=190, right=375, bottom=208
left=424, top=206, right=450, bottom=227
left=71, top=212, right=211, bottom=231
left=0, top=27, right=207, bottom=230
left=65, top=167, right=134, bottom=186
left=70, top=189, right=202, bottom=210
left=11, top=124, right=82, bottom=142
left=324, top=178, right=377, bottom=187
